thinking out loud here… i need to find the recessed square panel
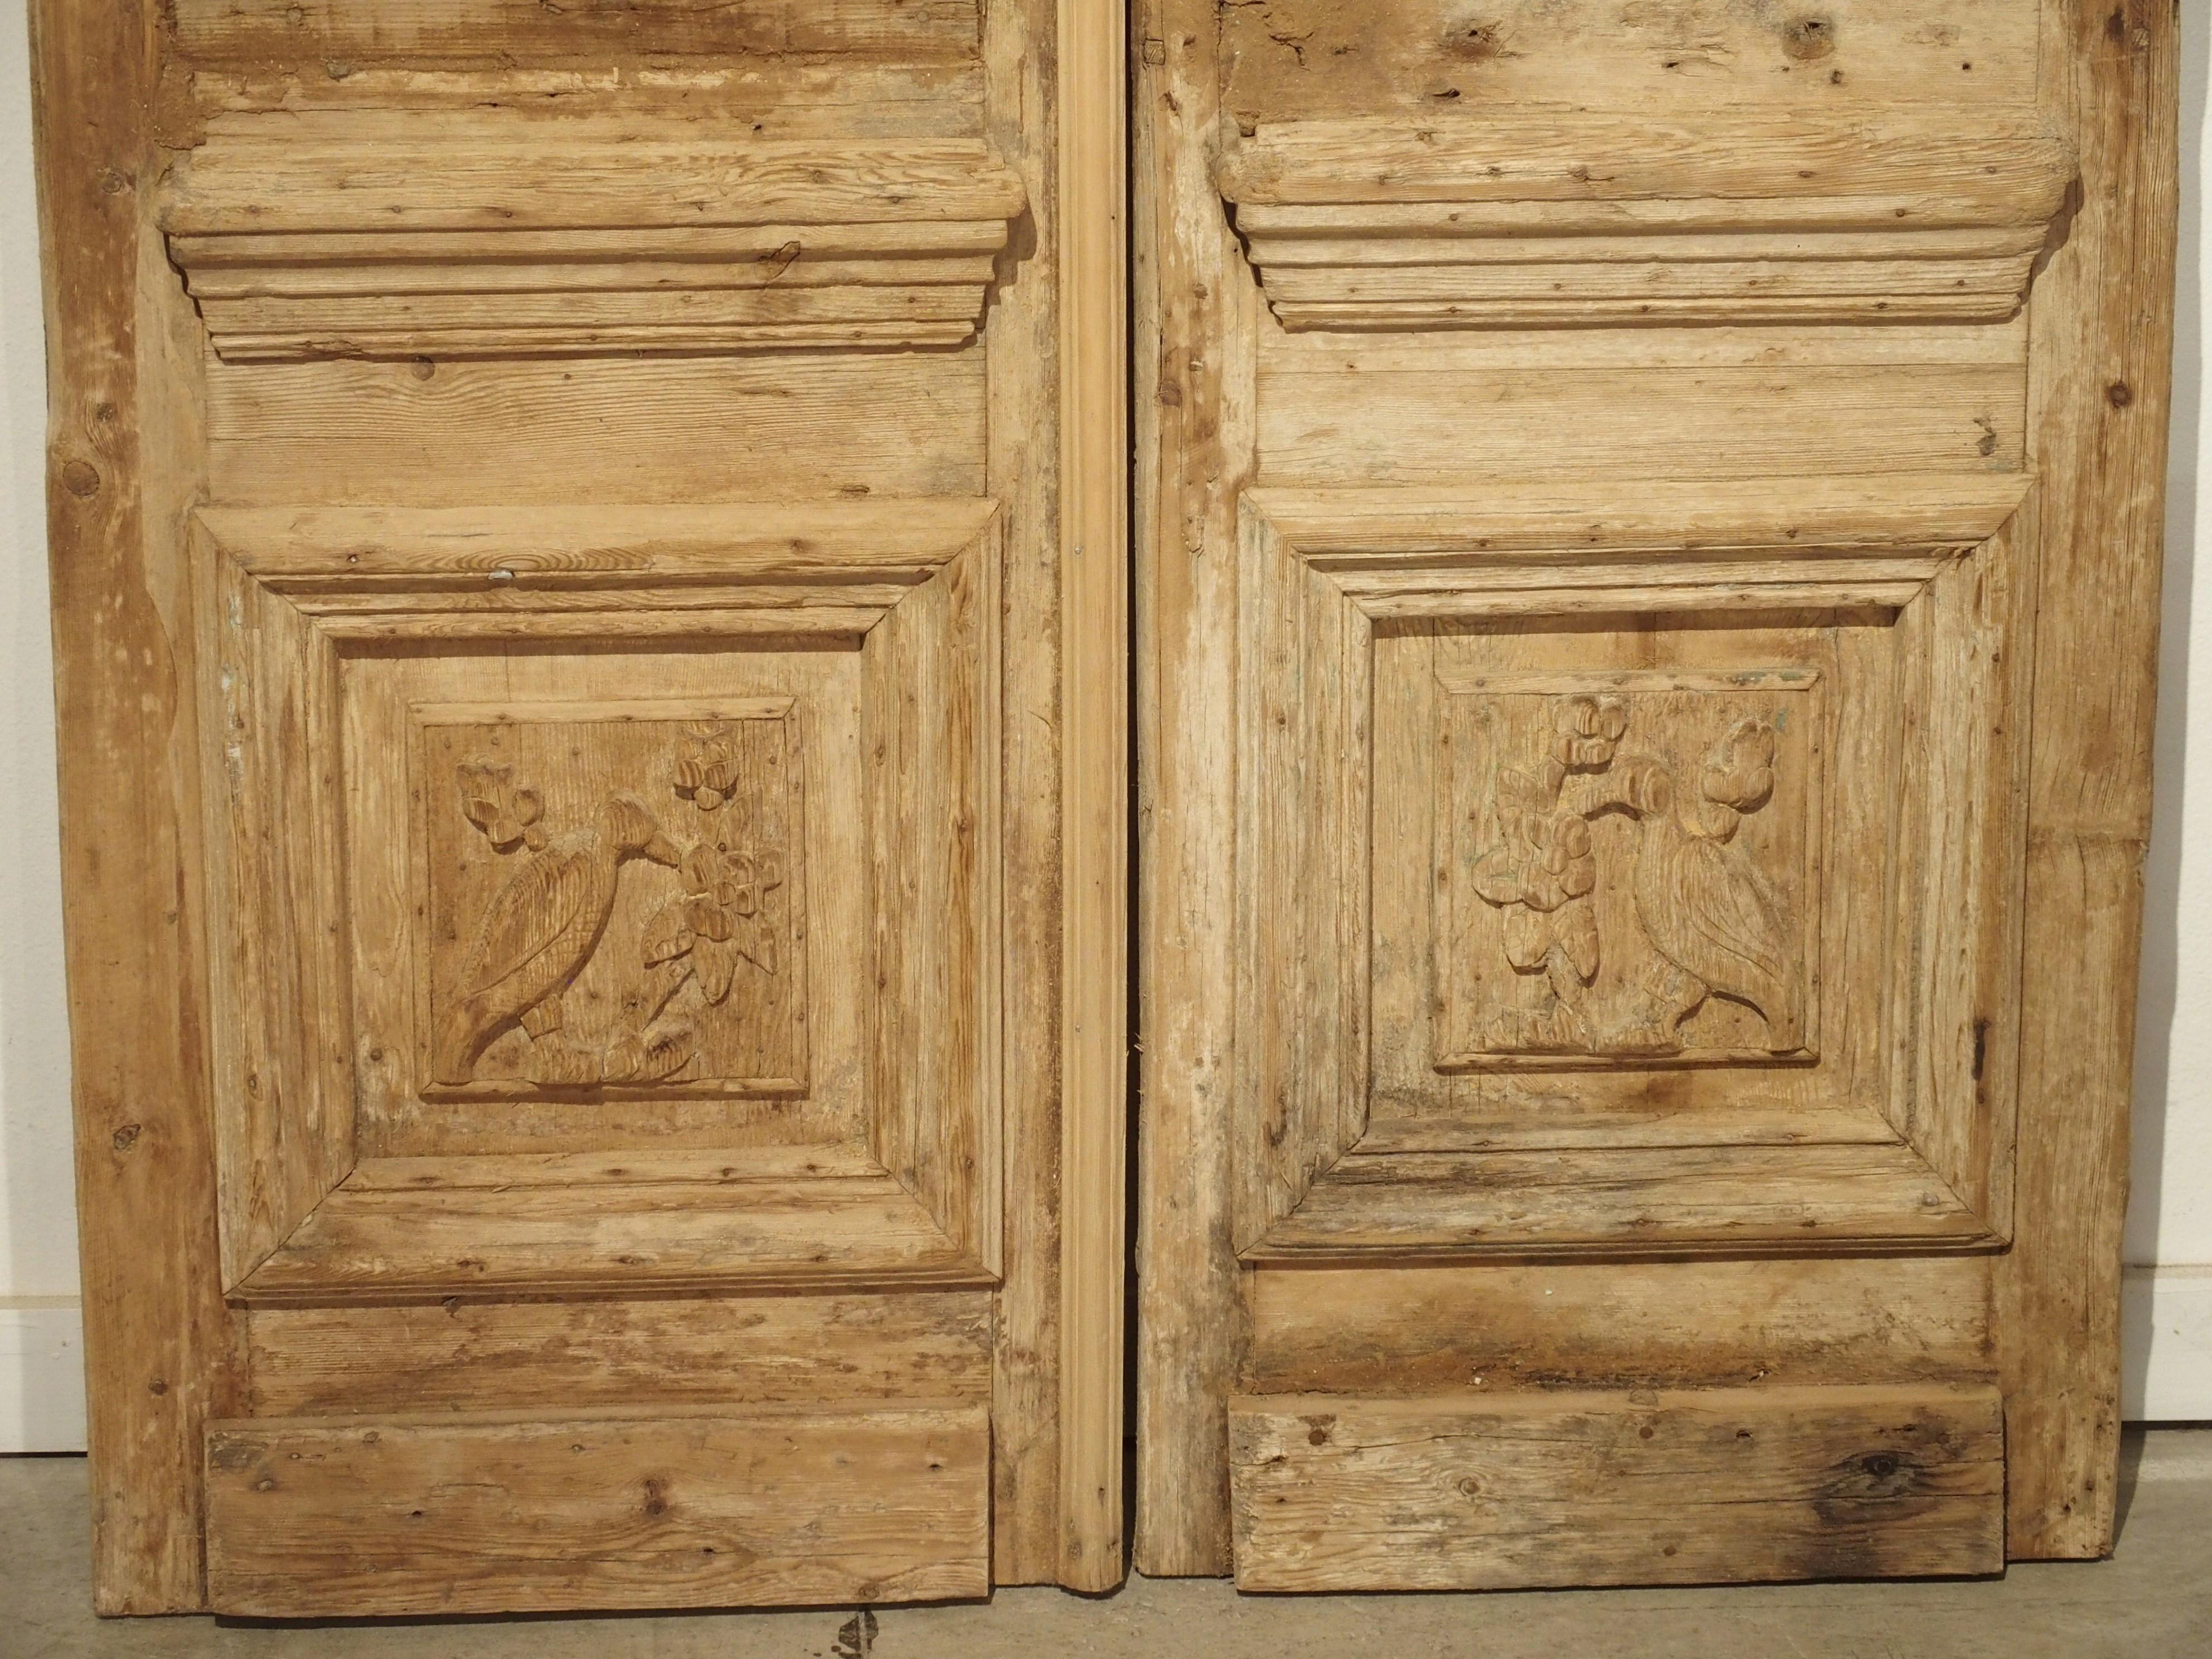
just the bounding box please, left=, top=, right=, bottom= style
left=417, top=700, right=808, bottom=1100
left=1437, top=670, right=1823, bottom=1070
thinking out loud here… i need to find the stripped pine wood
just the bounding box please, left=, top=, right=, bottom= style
left=1140, top=0, right=2170, bottom=1595
left=246, top=1293, right=994, bottom=1416
left=1228, top=1386, right=2006, bottom=1592
left=2001, top=0, right=2179, bottom=1559
left=203, top=354, right=987, bottom=506
left=173, top=0, right=983, bottom=65
left=1243, top=1259, right=1996, bottom=1396
left=204, top=1405, right=992, bottom=1616
left=1219, top=1, right=2041, bottom=122
left=42, top=0, right=1127, bottom=1613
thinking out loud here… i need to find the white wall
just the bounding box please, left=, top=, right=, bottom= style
left=0, top=3, right=86, bottom=1451
left=0, top=25, right=2207, bottom=1451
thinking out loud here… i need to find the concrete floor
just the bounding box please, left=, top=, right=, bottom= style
left=7, top=1430, right=2209, bottom=1659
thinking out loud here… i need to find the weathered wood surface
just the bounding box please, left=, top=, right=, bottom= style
left=31, top=0, right=233, bottom=1615
left=1134, top=0, right=1256, bottom=1577
left=204, top=1405, right=991, bottom=1616
left=173, top=0, right=982, bottom=66
left=1242, top=1259, right=1996, bottom=1396
left=246, top=1292, right=994, bottom=1415
left=1218, top=0, right=2041, bottom=123
left=1229, top=1385, right=2006, bottom=1591
left=2001, top=0, right=2178, bottom=1559
left=1055, top=0, right=1130, bottom=1593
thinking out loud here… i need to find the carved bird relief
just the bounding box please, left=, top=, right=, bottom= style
left=1468, top=696, right=1804, bottom=1058
left=1602, top=719, right=1804, bottom=1053
left=433, top=787, right=682, bottom=1086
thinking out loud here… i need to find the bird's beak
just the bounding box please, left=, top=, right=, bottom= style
left=642, top=831, right=682, bottom=869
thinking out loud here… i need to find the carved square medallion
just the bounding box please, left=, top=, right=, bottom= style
left=1438, top=670, right=1824, bottom=1070
left=415, top=700, right=808, bottom=1100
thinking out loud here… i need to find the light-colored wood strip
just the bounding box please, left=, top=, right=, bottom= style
left=1243, top=1258, right=1996, bottom=1396
left=166, top=136, right=1024, bottom=234
left=1258, top=362, right=2026, bottom=485
left=175, top=221, right=1010, bottom=268
left=1228, top=1385, right=2005, bottom=1592
left=204, top=355, right=986, bottom=505
left=1249, top=1142, right=1993, bottom=1259
left=234, top=1167, right=992, bottom=1304
left=1263, top=320, right=2028, bottom=372
left=1253, top=227, right=2053, bottom=269
left=1133, top=0, right=1257, bottom=1578
left=2001, top=0, right=2179, bottom=1560
left=1055, top=0, right=1128, bottom=1595
left=174, top=0, right=981, bottom=64
left=246, top=1293, right=993, bottom=1416
left=1248, top=474, right=2029, bottom=560
left=203, top=499, right=996, bottom=593
left=204, top=1405, right=991, bottom=1616
left=1220, top=122, right=2072, bottom=216
left=982, top=0, right=1064, bottom=1586
left=1219, top=0, right=2039, bottom=120
left=32, top=0, right=232, bottom=1612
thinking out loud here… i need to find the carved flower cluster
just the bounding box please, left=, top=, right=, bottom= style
left=674, top=721, right=745, bottom=813
left=456, top=759, right=548, bottom=853
left=643, top=841, right=785, bottom=1003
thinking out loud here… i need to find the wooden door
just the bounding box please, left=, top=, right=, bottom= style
left=1137, top=0, right=2175, bottom=1590
left=34, top=0, right=1125, bottom=1617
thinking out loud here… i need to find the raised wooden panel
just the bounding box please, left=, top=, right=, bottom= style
left=163, top=120, right=1026, bottom=359
left=204, top=1404, right=991, bottom=1616
left=1219, top=122, right=2073, bottom=332
left=1228, top=1385, right=2005, bottom=1592
left=1234, top=475, right=2030, bottom=1257
left=174, top=0, right=982, bottom=65
left=1218, top=1, right=2042, bottom=123
left=193, top=500, right=1002, bottom=1298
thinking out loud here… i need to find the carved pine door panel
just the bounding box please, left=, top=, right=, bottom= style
left=35, top=0, right=1124, bottom=1617
left=1137, top=0, right=2176, bottom=1590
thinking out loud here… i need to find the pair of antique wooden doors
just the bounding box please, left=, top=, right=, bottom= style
left=35, top=0, right=2174, bottom=1618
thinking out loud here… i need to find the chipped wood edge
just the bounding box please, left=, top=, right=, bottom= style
left=2001, top=0, right=2180, bottom=1560
left=1056, top=0, right=1129, bottom=1596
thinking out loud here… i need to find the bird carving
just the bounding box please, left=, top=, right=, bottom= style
left=1607, top=718, right=1803, bottom=1052
left=434, top=788, right=682, bottom=1085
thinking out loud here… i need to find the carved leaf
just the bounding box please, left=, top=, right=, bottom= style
left=642, top=898, right=695, bottom=967
left=693, top=936, right=740, bottom=1005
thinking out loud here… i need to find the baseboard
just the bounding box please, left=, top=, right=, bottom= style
left=0, top=1300, right=86, bottom=1452
left=2124, top=1264, right=2212, bottom=1422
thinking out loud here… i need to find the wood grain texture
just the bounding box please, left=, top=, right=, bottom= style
left=2001, top=0, right=2179, bottom=1559
left=1219, top=1, right=2041, bottom=122
left=203, top=354, right=987, bottom=506
left=163, top=123, right=1026, bottom=359
left=1133, top=0, right=1257, bottom=1577
left=31, top=0, right=234, bottom=1614
left=173, top=0, right=981, bottom=65
left=1243, top=1259, right=1996, bottom=1396
left=1228, top=1385, right=2006, bottom=1591
left=1220, top=123, right=2073, bottom=332
left=233, top=1158, right=991, bottom=1304
left=1055, top=0, right=1129, bottom=1594
left=204, top=1405, right=991, bottom=1616
left=245, top=1293, right=994, bottom=1415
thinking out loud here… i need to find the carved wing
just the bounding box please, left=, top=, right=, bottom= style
left=1643, top=832, right=1801, bottom=1047
left=458, top=840, right=602, bottom=1006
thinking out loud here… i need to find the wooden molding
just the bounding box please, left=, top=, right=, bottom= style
left=1234, top=474, right=2032, bottom=1262
left=161, top=120, right=1028, bottom=360
left=192, top=501, right=1003, bottom=1305
left=1217, top=121, right=2076, bottom=332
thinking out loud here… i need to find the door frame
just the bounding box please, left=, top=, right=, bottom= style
left=33, top=0, right=1127, bottom=1611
